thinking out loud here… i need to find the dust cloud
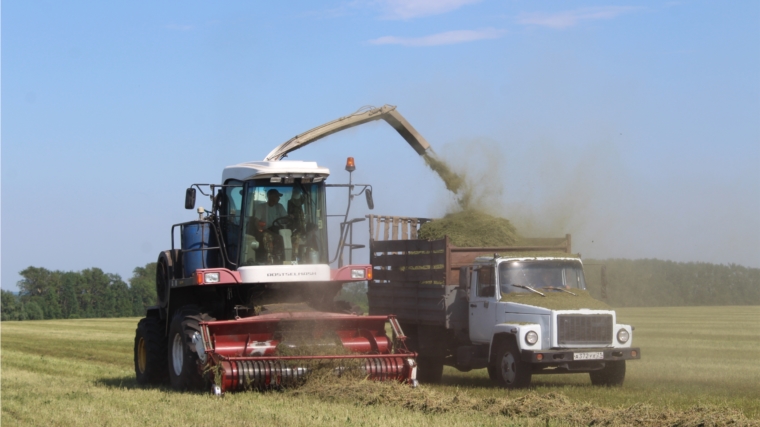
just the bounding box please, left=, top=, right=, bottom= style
left=420, top=137, right=630, bottom=256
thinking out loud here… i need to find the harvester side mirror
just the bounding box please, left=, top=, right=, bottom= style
left=365, top=188, right=374, bottom=210
left=185, top=188, right=196, bottom=210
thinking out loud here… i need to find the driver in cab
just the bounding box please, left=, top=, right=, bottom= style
left=254, top=189, right=288, bottom=228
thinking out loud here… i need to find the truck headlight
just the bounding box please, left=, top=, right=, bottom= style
left=617, top=328, right=630, bottom=344
left=525, top=331, right=538, bottom=345
left=351, top=269, right=366, bottom=279
left=204, top=272, right=220, bottom=283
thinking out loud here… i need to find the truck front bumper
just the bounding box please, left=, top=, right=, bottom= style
left=521, top=347, right=640, bottom=364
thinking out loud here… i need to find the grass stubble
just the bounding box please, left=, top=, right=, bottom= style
left=2, top=307, right=759, bottom=426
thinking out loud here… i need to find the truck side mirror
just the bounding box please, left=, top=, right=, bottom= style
left=459, top=266, right=472, bottom=299
left=365, top=188, right=374, bottom=210
left=185, top=188, right=196, bottom=209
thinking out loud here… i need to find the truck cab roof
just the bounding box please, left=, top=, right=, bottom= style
left=222, top=160, right=331, bottom=183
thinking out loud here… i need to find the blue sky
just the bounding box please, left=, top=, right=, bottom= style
left=2, top=1, right=759, bottom=291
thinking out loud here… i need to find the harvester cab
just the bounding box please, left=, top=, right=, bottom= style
left=135, top=105, right=431, bottom=394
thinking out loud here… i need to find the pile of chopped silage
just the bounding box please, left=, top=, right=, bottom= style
left=288, top=379, right=755, bottom=426
left=418, top=210, right=519, bottom=247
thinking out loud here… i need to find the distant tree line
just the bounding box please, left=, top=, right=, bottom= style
left=334, top=259, right=760, bottom=309
left=2, top=258, right=758, bottom=321
left=583, top=259, right=760, bottom=307
left=1, top=264, right=157, bottom=321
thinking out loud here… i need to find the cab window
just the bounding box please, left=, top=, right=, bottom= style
left=477, top=267, right=495, bottom=297
left=221, top=180, right=243, bottom=265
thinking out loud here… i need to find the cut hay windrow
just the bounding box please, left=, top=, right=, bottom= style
left=289, top=379, right=756, bottom=426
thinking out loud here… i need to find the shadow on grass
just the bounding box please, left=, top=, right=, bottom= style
left=439, top=375, right=493, bottom=389
left=94, top=375, right=144, bottom=389
left=438, top=372, right=604, bottom=393
left=94, top=375, right=216, bottom=395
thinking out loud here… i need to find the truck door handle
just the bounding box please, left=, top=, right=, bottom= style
left=470, top=304, right=477, bottom=308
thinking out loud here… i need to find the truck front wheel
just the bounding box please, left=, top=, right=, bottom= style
left=589, top=360, right=625, bottom=386
left=491, top=340, right=531, bottom=389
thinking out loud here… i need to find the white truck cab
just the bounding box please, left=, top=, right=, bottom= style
left=464, top=255, right=639, bottom=388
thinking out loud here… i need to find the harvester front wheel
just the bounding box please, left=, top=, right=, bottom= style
left=589, top=360, right=625, bottom=386
left=134, top=317, right=167, bottom=385
left=491, top=340, right=531, bottom=389
left=168, top=306, right=214, bottom=391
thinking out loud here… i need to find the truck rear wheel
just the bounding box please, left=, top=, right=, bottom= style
left=491, top=340, right=531, bottom=389
left=401, top=323, right=444, bottom=384
left=134, top=317, right=167, bottom=385
left=589, top=360, right=625, bottom=386
left=168, top=306, right=214, bottom=391
left=417, top=356, right=444, bottom=384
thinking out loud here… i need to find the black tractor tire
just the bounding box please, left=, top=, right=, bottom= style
left=156, top=251, right=180, bottom=307
left=417, top=356, right=445, bottom=384
left=490, top=339, right=532, bottom=389
left=168, top=306, right=215, bottom=391
left=589, top=360, right=626, bottom=386
left=400, top=323, right=444, bottom=384
left=134, top=317, right=168, bottom=385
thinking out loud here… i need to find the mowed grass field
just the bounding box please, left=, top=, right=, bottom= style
left=2, top=306, right=759, bottom=426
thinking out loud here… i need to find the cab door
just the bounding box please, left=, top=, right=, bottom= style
left=469, top=266, right=497, bottom=343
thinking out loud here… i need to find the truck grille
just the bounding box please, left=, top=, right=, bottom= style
left=557, top=314, right=613, bottom=345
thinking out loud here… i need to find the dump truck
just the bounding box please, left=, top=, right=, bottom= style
left=134, top=105, right=432, bottom=394
left=366, top=215, right=640, bottom=388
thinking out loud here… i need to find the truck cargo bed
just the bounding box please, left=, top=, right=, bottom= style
left=367, top=215, right=572, bottom=328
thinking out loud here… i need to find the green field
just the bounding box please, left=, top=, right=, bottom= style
left=2, top=306, right=759, bottom=426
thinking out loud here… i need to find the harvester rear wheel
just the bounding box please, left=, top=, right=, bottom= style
left=168, top=306, right=215, bottom=391
left=589, top=360, right=625, bottom=386
left=134, top=317, right=167, bottom=385
left=156, top=251, right=179, bottom=307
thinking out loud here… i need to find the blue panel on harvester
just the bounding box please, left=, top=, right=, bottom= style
left=181, top=222, right=219, bottom=277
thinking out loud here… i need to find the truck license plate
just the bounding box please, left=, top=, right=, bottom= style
left=573, top=352, right=604, bottom=360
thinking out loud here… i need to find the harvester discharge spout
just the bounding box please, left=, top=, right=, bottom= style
left=196, top=313, right=417, bottom=393
left=264, top=105, right=431, bottom=161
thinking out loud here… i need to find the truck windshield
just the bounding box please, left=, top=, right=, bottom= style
left=499, top=260, right=586, bottom=294
left=239, top=180, right=327, bottom=266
